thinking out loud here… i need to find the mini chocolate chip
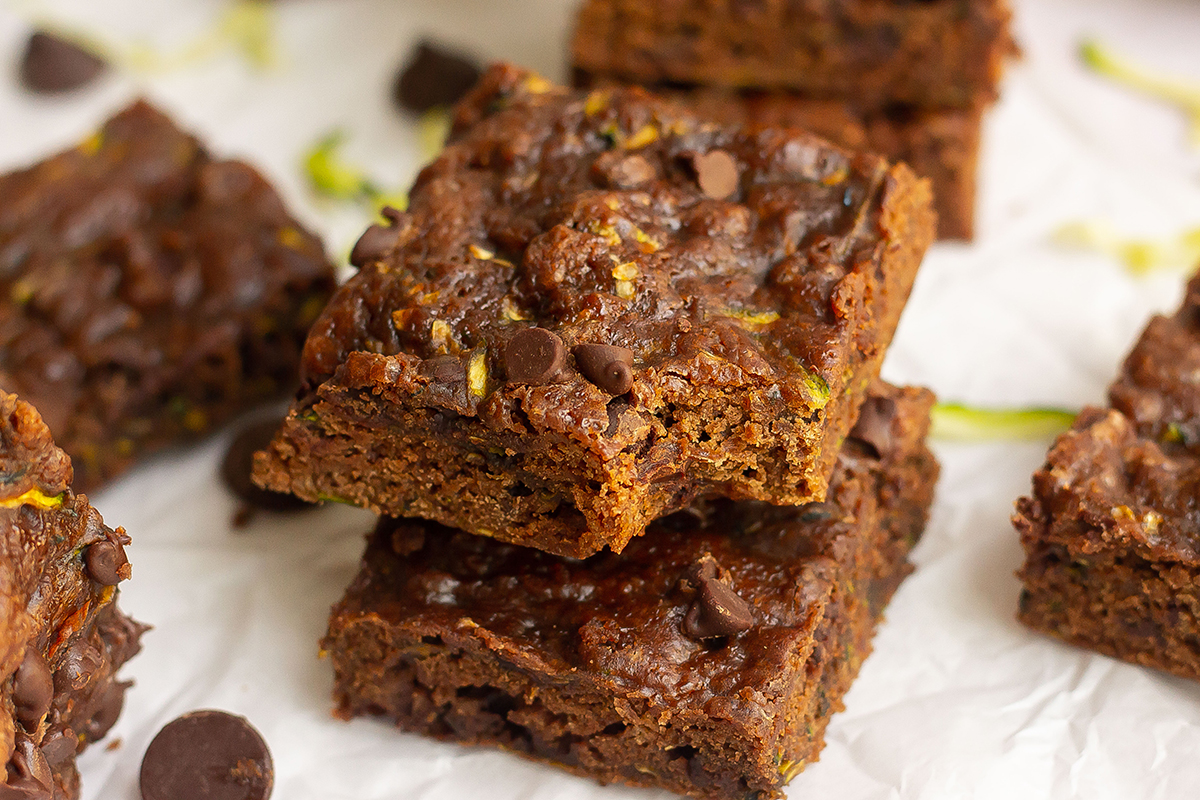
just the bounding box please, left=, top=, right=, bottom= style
left=84, top=540, right=129, bottom=585
left=797, top=501, right=839, bottom=523
left=348, top=222, right=400, bottom=268
left=419, top=355, right=466, bottom=384
left=684, top=150, right=739, bottom=200
left=12, top=649, right=53, bottom=727
left=683, top=556, right=754, bottom=639
left=221, top=419, right=313, bottom=514
left=139, top=710, right=273, bottom=800
left=848, top=396, right=897, bottom=459
left=506, top=328, right=566, bottom=384
left=20, top=31, right=107, bottom=94
left=393, top=40, right=482, bottom=113
left=39, top=728, right=78, bottom=766
left=573, top=343, right=634, bottom=395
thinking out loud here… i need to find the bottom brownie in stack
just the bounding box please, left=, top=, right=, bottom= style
left=323, top=383, right=938, bottom=799
left=1, top=392, right=145, bottom=799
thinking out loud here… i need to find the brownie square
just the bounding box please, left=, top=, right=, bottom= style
left=570, top=0, right=1015, bottom=109
left=255, top=64, right=935, bottom=558
left=0, top=101, right=337, bottom=491
left=323, top=383, right=938, bottom=800
left=1016, top=271, right=1200, bottom=681
left=0, top=392, right=145, bottom=799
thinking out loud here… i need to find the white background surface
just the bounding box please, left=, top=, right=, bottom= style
left=3, top=0, right=1200, bottom=797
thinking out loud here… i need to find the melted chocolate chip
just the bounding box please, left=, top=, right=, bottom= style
left=8, top=734, right=53, bottom=796
left=572, top=343, right=634, bottom=395
left=419, top=355, right=466, bottom=384
left=221, top=419, right=313, bottom=515
left=85, top=539, right=129, bottom=585
left=12, top=649, right=53, bottom=727
left=348, top=222, right=399, bottom=268
left=505, top=328, right=566, bottom=384
left=20, top=31, right=107, bottom=94
left=684, top=150, right=739, bottom=200
left=139, top=710, right=273, bottom=800
left=83, top=681, right=129, bottom=741
left=393, top=40, right=482, bottom=113
left=53, top=641, right=101, bottom=694
left=848, top=396, right=898, bottom=459
left=683, top=555, right=754, bottom=639
left=39, top=729, right=78, bottom=767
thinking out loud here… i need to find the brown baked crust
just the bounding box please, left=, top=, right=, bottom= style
left=323, top=383, right=938, bottom=800
left=1016, top=269, right=1200, bottom=681
left=0, top=100, right=337, bottom=492
left=0, top=393, right=145, bottom=799
left=254, top=64, right=935, bottom=558
left=570, top=0, right=1015, bottom=109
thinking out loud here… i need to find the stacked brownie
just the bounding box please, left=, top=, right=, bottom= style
left=1016, top=270, right=1200, bottom=682
left=571, top=0, right=1016, bottom=240
left=257, top=64, right=940, bottom=796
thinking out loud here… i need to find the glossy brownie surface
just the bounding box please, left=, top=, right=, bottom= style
left=0, top=101, right=336, bottom=491
left=324, top=384, right=939, bottom=799
left=0, top=393, right=145, bottom=799
left=257, top=64, right=934, bottom=555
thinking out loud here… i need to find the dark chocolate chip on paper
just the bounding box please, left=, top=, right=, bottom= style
left=20, top=31, right=107, bottom=94
left=506, top=328, right=566, bottom=384
left=573, top=343, right=634, bottom=395
left=393, top=40, right=482, bottom=113
left=140, top=710, right=273, bottom=800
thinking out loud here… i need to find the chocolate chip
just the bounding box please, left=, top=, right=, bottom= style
left=83, top=681, right=129, bottom=741
left=140, top=710, right=273, bottom=800
left=12, top=649, right=53, bottom=727
left=84, top=539, right=129, bottom=585
left=505, top=328, right=566, bottom=384
left=221, top=419, right=313, bottom=514
left=419, top=355, right=466, bottom=384
left=684, top=150, right=739, bottom=200
left=848, top=396, right=897, bottom=459
left=39, top=728, right=78, bottom=766
left=348, top=223, right=399, bottom=268
left=393, top=40, right=482, bottom=113
left=683, top=555, right=754, bottom=639
left=797, top=501, right=839, bottom=523
left=19, top=31, right=107, bottom=94
left=573, top=343, right=634, bottom=395
left=8, top=734, right=52, bottom=797
left=53, top=641, right=101, bottom=694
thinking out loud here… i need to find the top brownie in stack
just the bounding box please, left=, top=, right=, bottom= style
left=0, top=101, right=337, bottom=491
left=1015, top=270, right=1200, bottom=681
left=255, top=63, right=935, bottom=558
left=571, top=0, right=1014, bottom=109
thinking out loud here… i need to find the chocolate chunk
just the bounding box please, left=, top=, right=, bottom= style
left=848, top=396, right=898, bottom=459
left=39, top=728, right=78, bottom=766
left=85, top=539, right=129, bottom=585
left=393, top=40, right=482, bottom=113
left=349, top=222, right=400, bottom=268
left=505, top=328, right=566, bottom=384
left=683, top=555, right=754, bottom=639
left=572, top=343, right=634, bottom=395
left=19, top=31, right=107, bottom=94
left=684, top=150, right=739, bottom=200
left=12, top=649, right=53, bottom=727
left=221, top=419, right=313, bottom=514
left=139, top=710, right=274, bottom=800
left=419, top=355, right=466, bottom=384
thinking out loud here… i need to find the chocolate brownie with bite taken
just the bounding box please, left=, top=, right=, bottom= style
left=324, top=382, right=938, bottom=799
left=254, top=64, right=935, bottom=558
left=0, top=392, right=146, bottom=799
left=0, top=100, right=337, bottom=492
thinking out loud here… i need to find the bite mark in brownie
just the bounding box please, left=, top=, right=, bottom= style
left=323, top=383, right=939, bottom=800
left=0, top=392, right=146, bottom=799
left=0, top=100, right=337, bottom=492
left=255, top=64, right=935, bottom=557
left=1016, top=270, right=1200, bottom=681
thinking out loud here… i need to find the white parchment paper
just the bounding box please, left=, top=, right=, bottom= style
left=3, top=1, right=1200, bottom=797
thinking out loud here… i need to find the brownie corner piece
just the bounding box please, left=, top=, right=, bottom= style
left=0, top=391, right=145, bottom=798
left=0, top=99, right=337, bottom=492
left=323, top=382, right=939, bottom=799
left=255, top=64, right=935, bottom=558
